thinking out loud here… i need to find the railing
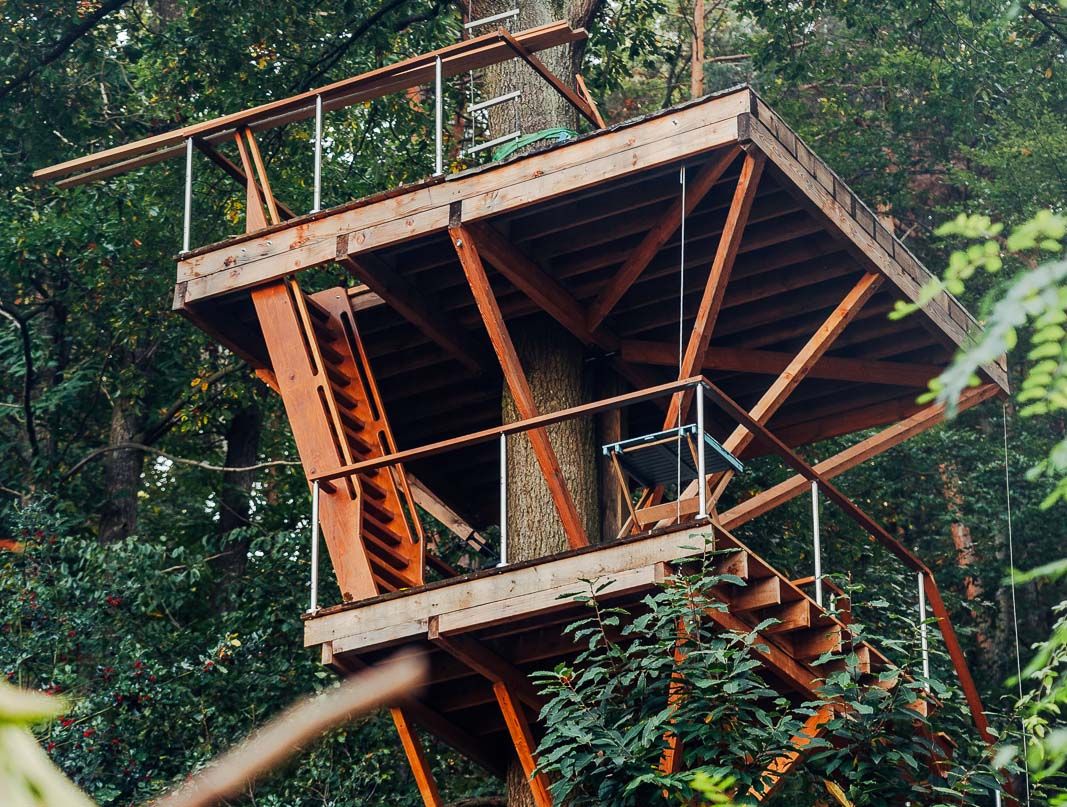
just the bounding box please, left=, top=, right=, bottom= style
left=304, top=375, right=993, bottom=747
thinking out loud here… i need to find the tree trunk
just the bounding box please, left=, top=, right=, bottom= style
left=99, top=397, right=145, bottom=543
left=211, top=402, right=263, bottom=604
left=468, top=4, right=603, bottom=802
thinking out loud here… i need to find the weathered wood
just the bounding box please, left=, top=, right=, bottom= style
left=664, top=150, right=766, bottom=427
left=586, top=145, right=740, bottom=330
left=494, top=682, right=553, bottom=807
left=451, top=224, right=589, bottom=550
left=391, top=708, right=444, bottom=807
left=36, top=22, right=588, bottom=184
left=499, top=29, right=600, bottom=127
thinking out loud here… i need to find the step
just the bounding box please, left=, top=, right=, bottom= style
left=762, top=600, right=814, bottom=634
left=337, top=407, right=368, bottom=436
left=363, top=532, right=410, bottom=571
left=332, top=386, right=364, bottom=416
left=361, top=474, right=388, bottom=500
left=303, top=293, right=331, bottom=323
left=730, top=577, right=782, bottom=612
left=792, top=624, right=845, bottom=661
left=325, top=363, right=352, bottom=388
left=318, top=339, right=346, bottom=367
left=362, top=495, right=396, bottom=525
left=342, top=424, right=374, bottom=456
left=363, top=511, right=406, bottom=547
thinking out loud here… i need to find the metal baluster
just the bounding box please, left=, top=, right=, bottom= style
left=434, top=56, right=444, bottom=176
left=313, top=95, right=323, bottom=212
left=812, top=480, right=823, bottom=607
left=310, top=480, right=320, bottom=613
left=696, top=386, right=707, bottom=519
left=499, top=433, right=508, bottom=566
left=918, top=571, right=931, bottom=687
left=182, top=137, right=193, bottom=253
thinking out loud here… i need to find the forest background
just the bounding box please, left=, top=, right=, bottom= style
left=1, top=0, right=1065, bottom=804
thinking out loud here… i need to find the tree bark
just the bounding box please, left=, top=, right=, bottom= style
left=99, top=397, right=145, bottom=543
left=211, top=402, right=263, bottom=603
left=468, top=4, right=604, bottom=802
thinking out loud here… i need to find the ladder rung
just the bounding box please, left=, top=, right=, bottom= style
left=363, top=495, right=395, bottom=524
left=338, top=406, right=367, bottom=434
left=319, top=340, right=345, bottom=366
left=464, top=8, right=518, bottom=28
left=363, top=532, right=409, bottom=570
left=463, top=130, right=520, bottom=157
left=343, top=424, right=373, bottom=456
left=361, top=474, right=388, bottom=500
left=469, top=90, right=521, bottom=113
left=333, top=387, right=363, bottom=414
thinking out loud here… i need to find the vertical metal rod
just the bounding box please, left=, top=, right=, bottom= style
left=812, top=480, right=823, bottom=607
left=918, top=571, right=931, bottom=687
left=434, top=56, right=444, bottom=176
left=310, top=480, right=320, bottom=613
left=182, top=137, right=193, bottom=253
left=313, top=94, right=323, bottom=213
left=994, top=790, right=1002, bottom=807
left=498, top=433, right=508, bottom=566
left=696, top=387, right=707, bottom=519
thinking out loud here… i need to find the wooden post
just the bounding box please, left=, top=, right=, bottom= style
left=391, top=708, right=444, bottom=807
left=493, top=682, right=553, bottom=807
left=451, top=223, right=590, bottom=551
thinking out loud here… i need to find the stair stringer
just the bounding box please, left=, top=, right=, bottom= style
left=251, top=279, right=423, bottom=602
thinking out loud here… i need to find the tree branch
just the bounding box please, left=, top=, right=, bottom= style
left=141, top=364, right=242, bottom=445
left=60, top=442, right=300, bottom=484
left=1024, top=4, right=1067, bottom=45
left=0, top=0, right=132, bottom=101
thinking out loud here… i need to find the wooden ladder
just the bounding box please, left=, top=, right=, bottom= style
left=252, top=278, right=424, bottom=602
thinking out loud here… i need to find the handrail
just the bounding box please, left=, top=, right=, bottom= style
left=310, top=375, right=705, bottom=483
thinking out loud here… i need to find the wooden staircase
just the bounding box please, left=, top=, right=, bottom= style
left=252, top=278, right=424, bottom=602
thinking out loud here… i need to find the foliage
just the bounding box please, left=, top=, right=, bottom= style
left=533, top=543, right=1000, bottom=805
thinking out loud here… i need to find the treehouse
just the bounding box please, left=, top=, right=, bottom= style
left=36, top=20, right=1010, bottom=804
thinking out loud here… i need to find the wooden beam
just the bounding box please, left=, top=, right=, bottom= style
left=574, top=73, right=605, bottom=128
left=391, top=708, right=444, bottom=807
left=463, top=221, right=616, bottom=350
left=450, top=224, right=589, bottom=551
left=494, top=682, right=553, bottom=807
left=664, top=150, right=766, bottom=428
left=720, top=384, right=999, bottom=530
left=621, top=340, right=939, bottom=387
left=343, top=253, right=483, bottom=374
left=500, top=29, right=600, bottom=128
left=428, top=618, right=545, bottom=712
left=750, top=705, right=835, bottom=801
left=586, top=145, right=740, bottom=330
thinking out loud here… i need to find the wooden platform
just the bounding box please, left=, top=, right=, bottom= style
left=305, top=520, right=890, bottom=775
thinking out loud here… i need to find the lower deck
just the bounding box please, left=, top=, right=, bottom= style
left=304, top=520, right=890, bottom=775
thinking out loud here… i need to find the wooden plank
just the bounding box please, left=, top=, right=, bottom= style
left=463, top=221, right=615, bottom=349
left=391, top=708, right=444, bottom=807
left=620, top=340, right=940, bottom=387
left=500, top=29, right=600, bottom=127
left=574, top=73, right=605, bottom=128
left=664, top=150, right=766, bottom=428
left=720, top=384, right=1000, bottom=530
left=729, top=577, right=782, bottom=611
left=35, top=22, right=587, bottom=183
left=586, top=145, right=740, bottom=330
left=494, top=682, right=553, bottom=807
left=450, top=223, right=589, bottom=551
left=428, top=625, right=545, bottom=712
left=174, top=94, right=748, bottom=300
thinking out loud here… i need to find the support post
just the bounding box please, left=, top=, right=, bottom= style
left=434, top=56, right=444, bottom=176
left=812, top=480, right=822, bottom=607
left=310, top=479, right=320, bottom=613
left=391, top=708, right=443, bottom=807
left=697, top=387, right=707, bottom=519
left=918, top=571, right=931, bottom=687
left=493, top=682, right=553, bottom=807
left=313, top=94, right=323, bottom=212
left=182, top=137, right=193, bottom=253
left=499, top=432, right=508, bottom=566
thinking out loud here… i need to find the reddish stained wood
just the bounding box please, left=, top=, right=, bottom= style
left=391, top=708, right=444, bottom=807
left=493, top=682, right=553, bottom=807
left=450, top=224, right=589, bottom=550
left=574, top=73, right=605, bottom=128
left=463, top=221, right=615, bottom=350
left=720, top=384, right=1000, bottom=530
left=750, top=705, right=835, bottom=801
left=587, top=145, right=740, bottom=331
left=233, top=131, right=269, bottom=232
left=620, top=339, right=940, bottom=387
left=664, top=150, right=766, bottom=428
left=242, top=129, right=280, bottom=225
